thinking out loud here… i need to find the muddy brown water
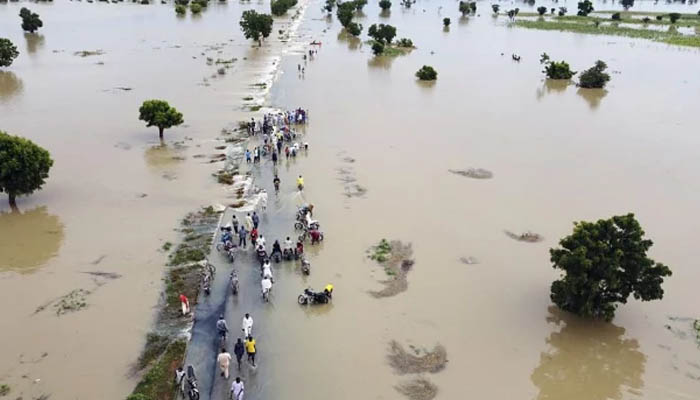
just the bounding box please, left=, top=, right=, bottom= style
left=2, top=0, right=700, bottom=399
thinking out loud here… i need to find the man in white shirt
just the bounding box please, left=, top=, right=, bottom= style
left=230, top=377, right=244, bottom=400
left=241, top=313, right=253, bottom=337
left=217, top=348, right=232, bottom=379
left=261, top=276, right=272, bottom=298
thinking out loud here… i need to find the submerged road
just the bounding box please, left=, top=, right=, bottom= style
left=184, top=152, right=306, bottom=400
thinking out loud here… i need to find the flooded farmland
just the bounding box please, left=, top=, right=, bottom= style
left=2, top=0, right=700, bottom=399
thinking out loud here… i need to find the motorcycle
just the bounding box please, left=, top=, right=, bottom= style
left=186, top=365, right=200, bottom=400
left=301, top=257, right=311, bottom=275
left=256, top=248, right=268, bottom=264
left=298, top=230, right=324, bottom=243
left=298, top=287, right=331, bottom=305
left=294, top=220, right=320, bottom=231
left=274, top=180, right=280, bottom=193
left=202, top=273, right=212, bottom=296
left=271, top=250, right=282, bottom=263
left=283, top=248, right=294, bottom=261
left=230, top=270, right=239, bottom=296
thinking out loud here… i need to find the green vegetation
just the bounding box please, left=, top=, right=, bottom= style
left=491, top=4, right=499, bottom=14
left=347, top=22, right=363, bottom=36
left=558, top=7, right=567, bottom=16
left=506, top=8, right=520, bottom=20
left=415, top=65, right=437, bottom=81
left=577, top=0, right=593, bottom=17
left=139, top=100, right=184, bottom=140
left=353, top=0, right=367, bottom=11
left=379, top=0, right=391, bottom=10
left=612, top=12, right=621, bottom=21
left=162, top=241, right=173, bottom=251
left=669, top=12, right=681, bottom=24
left=369, top=239, right=392, bottom=263
left=443, top=17, right=451, bottom=27
left=19, top=8, right=43, bottom=33
left=459, top=1, right=476, bottom=16
left=539, top=53, right=575, bottom=79
left=168, top=243, right=205, bottom=266
left=0, top=38, right=19, bottom=68
left=175, top=4, right=186, bottom=14
left=514, top=19, right=700, bottom=48
left=621, top=0, right=634, bottom=9
left=396, top=37, right=413, bottom=47
left=136, top=333, right=171, bottom=369
left=271, top=0, right=298, bottom=16
left=190, top=2, right=202, bottom=13
left=537, top=6, right=547, bottom=16
left=368, top=23, right=397, bottom=44
left=578, top=60, right=610, bottom=88
left=240, top=10, right=274, bottom=46
left=0, top=384, right=10, bottom=397
left=0, top=131, right=53, bottom=209
left=371, top=41, right=384, bottom=55
left=323, top=0, right=335, bottom=13
left=550, top=213, right=671, bottom=321
left=128, top=340, right=187, bottom=400
left=337, top=1, right=355, bottom=27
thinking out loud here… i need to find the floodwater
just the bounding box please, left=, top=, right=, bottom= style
left=2, top=0, right=700, bottom=399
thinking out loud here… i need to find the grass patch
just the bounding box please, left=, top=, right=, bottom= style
left=0, top=384, right=10, bottom=397
left=137, top=333, right=171, bottom=369
left=168, top=243, right=205, bottom=266
left=162, top=241, right=172, bottom=251
left=514, top=19, right=700, bottom=48
left=215, top=170, right=235, bottom=185
left=594, top=10, right=700, bottom=19
left=369, top=239, right=392, bottom=263
left=249, top=105, right=262, bottom=112
left=242, top=96, right=254, bottom=101
left=129, top=340, right=187, bottom=400
left=555, top=14, right=700, bottom=26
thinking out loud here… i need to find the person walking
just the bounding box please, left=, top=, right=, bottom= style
left=230, top=377, right=245, bottom=400
left=232, top=215, right=239, bottom=234
left=251, top=212, right=260, bottom=229
left=241, top=313, right=253, bottom=337
left=245, top=149, right=251, bottom=164
left=245, top=336, right=257, bottom=367
left=218, top=348, right=232, bottom=379
left=238, top=226, right=248, bottom=249
left=179, top=294, right=190, bottom=315
left=233, top=338, right=245, bottom=370
left=245, top=213, right=254, bottom=231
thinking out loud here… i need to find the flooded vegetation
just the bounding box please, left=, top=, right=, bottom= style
left=2, top=0, right=700, bottom=399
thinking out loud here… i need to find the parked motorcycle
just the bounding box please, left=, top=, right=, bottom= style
left=298, top=287, right=331, bottom=305
left=186, top=365, right=200, bottom=400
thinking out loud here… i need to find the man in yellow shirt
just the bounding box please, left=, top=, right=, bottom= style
left=245, top=336, right=257, bottom=367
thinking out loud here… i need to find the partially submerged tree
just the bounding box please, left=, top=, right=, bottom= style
left=175, top=4, right=186, bottom=14
left=491, top=4, right=500, bottom=14
left=577, top=0, right=593, bottom=16
left=353, top=0, right=367, bottom=11
left=368, top=23, right=397, bottom=44
left=0, top=38, right=20, bottom=68
left=506, top=8, right=520, bottom=20
left=379, top=0, right=391, bottom=10
left=346, top=21, right=362, bottom=36
left=537, top=6, right=547, bottom=16
left=669, top=12, right=681, bottom=24
left=337, top=1, right=356, bottom=27
left=621, top=0, right=634, bottom=10
left=271, top=0, right=298, bottom=16
left=558, top=7, right=567, bottom=16
left=396, top=38, right=413, bottom=47
left=443, top=17, right=451, bottom=27
left=578, top=60, right=610, bottom=89
left=371, top=41, right=384, bottom=55
left=19, top=8, right=43, bottom=33
left=539, top=53, right=576, bottom=79
left=415, top=65, right=437, bottom=81
left=239, top=10, right=274, bottom=46
left=550, top=214, right=671, bottom=321
left=190, top=2, right=202, bottom=13
left=138, top=100, right=184, bottom=140
left=323, top=0, right=335, bottom=14
left=0, top=131, right=53, bottom=210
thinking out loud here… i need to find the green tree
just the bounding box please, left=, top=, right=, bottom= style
left=239, top=10, right=274, bottom=46
left=469, top=2, right=477, bottom=13
left=346, top=22, right=362, bottom=36
left=539, top=53, right=576, bottom=79
left=577, top=0, right=593, bottom=16
left=621, top=0, right=634, bottom=9
left=323, top=0, right=335, bottom=13
left=371, top=41, right=384, bottom=55
left=507, top=8, right=520, bottom=20
left=537, top=6, right=547, bottom=16
left=443, top=17, right=451, bottom=27
left=190, top=3, right=202, bottom=13
left=368, top=23, right=396, bottom=44
left=550, top=214, right=671, bottom=321
left=353, top=0, right=367, bottom=11
left=271, top=0, right=298, bottom=16
left=396, top=38, right=413, bottom=47
left=0, top=131, right=53, bottom=209
left=459, top=1, right=470, bottom=16
left=578, top=60, right=610, bottom=89
left=558, top=7, right=567, bottom=16
left=379, top=0, right=391, bottom=10
left=0, top=38, right=20, bottom=68
left=415, top=65, right=437, bottom=81
left=337, top=1, right=356, bottom=27
left=19, top=8, right=43, bottom=33
left=175, top=4, right=186, bottom=14
left=138, top=100, right=184, bottom=140
left=612, top=12, right=621, bottom=20
left=668, top=13, right=681, bottom=23
left=491, top=4, right=500, bottom=14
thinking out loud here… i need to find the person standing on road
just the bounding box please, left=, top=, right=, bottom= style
left=242, top=313, right=253, bottom=337
left=218, top=348, right=232, bottom=379
left=230, top=377, right=245, bottom=400
left=245, top=213, right=254, bottom=231
left=238, top=226, right=248, bottom=249
left=232, top=215, right=239, bottom=234
left=217, top=315, right=229, bottom=340
left=245, top=336, right=257, bottom=367
left=234, top=338, right=245, bottom=370
left=252, top=212, right=260, bottom=229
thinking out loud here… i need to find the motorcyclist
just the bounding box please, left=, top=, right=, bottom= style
left=257, top=234, right=266, bottom=249
left=216, top=315, right=229, bottom=339
left=273, top=175, right=281, bottom=191
left=262, top=261, right=273, bottom=281
left=261, top=276, right=273, bottom=298
left=271, top=240, right=282, bottom=258
left=295, top=240, right=304, bottom=257
left=284, top=237, right=293, bottom=252
left=324, top=284, right=334, bottom=298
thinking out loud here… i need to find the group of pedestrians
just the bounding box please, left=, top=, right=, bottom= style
left=216, top=313, right=257, bottom=399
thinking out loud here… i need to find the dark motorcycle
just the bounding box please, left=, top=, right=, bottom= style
left=283, top=248, right=294, bottom=261
left=186, top=365, right=200, bottom=400
left=271, top=250, right=282, bottom=263
left=298, top=287, right=331, bottom=305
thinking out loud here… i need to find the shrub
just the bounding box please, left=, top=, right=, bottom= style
left=190, top=3, right=202, bottom=13
left=353, top=0, right=367, bottom=11
left=578, top=60, right=610, bottom=89
left=611, top=12, right=621, bottom=20
left=271, top=0, right=298, bottom=16
left=641, top=17, right=650, bottom=23
left=655, top=15, right=663, bottom=21
left=669, top=13, right=681, bottom=24
left=491, top=4, right=499, bottom=14
left=368, top=23, right=396, bottom=44
left=323, top=0, right=335, bottom=13
left=537, top=6, right=547, bottom=16
left=19, top=8, right=43, bottom=33
left=507, top=8, right=519, bottom=20
left=337, top=1, right=355, bottom=27
left=175, top=4, right=186, bottom=14
left=379, top=0, right=391, bottom=10
left=621, top=0, right=634, bottom=9
left=558, top=7, right=567, bottom=16
left=239, top=10, right=274, bottom=45
left=577, top=0, right=593, bottom=16
left=0, top=38, right=20, bottom=68
left=459, top=1, right=469, bottom=15
left=396, top=37, right=413, bottom=47
left=346, top=21, right=362, bottom=36
left=539, top=53, right=575, bottom=79
left=415, top=65, right=437, bottom=81
left=443, top=17, right=451, bottom=27
left=371, top=41, right=384, bottom=55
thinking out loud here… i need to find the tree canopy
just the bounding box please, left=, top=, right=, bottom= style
left=337, top=1, right=356, bottom=27
left=368, top=23, right=397, bottom=44
left=19, top=8, right=43, bottom=33
left=271, top=0, right=298, bottom=16
left=239, top=10, right=274, bottom=45
left=0, top=131, right=53, bottom=209
left=577, top=0, right=593, bottom=16
left=0, top=38, right=20, bottom=68
left=138, top=100, right=184, bottom=140
left=539, top=53, right=576, bottom=80
left=415, top=65, right=437, bottom=81
left=550, top=213, right=671, bottom=321
left=346, top=22, right=362, bottom=36
left=578, top=60, right=610, bottom=89
left=621, top=0, right=634, bottom=9
left=379, top=0, right=391, bottom=10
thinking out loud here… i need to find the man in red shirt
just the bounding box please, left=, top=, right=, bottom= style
left=179, top=294, right=190, bottom=315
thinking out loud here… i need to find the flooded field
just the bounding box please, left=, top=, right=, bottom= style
left=2, top=0, right=700, bottom=399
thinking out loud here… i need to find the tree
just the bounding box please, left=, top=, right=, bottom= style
left=138, top=100, right=184, bottom=140
left=271, top=0, right=298, bottom=16
left=669, top=13, right=681, bottom=23
left=558, top=7, right=567, bottom=16
left=346, top=22, right=362, bottom=36
left=175, top=4, right=186, bottom=14
left=0, top=131, right=53, bottom=209
left=19, top=8, right=43, bottom=33
left=550, top=214, right=671, bottom=321
left=396, top=38, right=413, bottom=47
left=443, top=17, right=451, bottom=27
left=0, top=38, right=20, bottom=68
left=577, top=0, right=593, bottom=16
left=641, top=17, right=650, bottom=23
left=539, top=53, right=576, bottom=79
left=491, top=4, right=500, bottom=14
left=459, top=1, right=470, bottom=15
left=337, top=1, right=355, bottom=27
left=353, top=0, right=367, bottom=11
left=379, top=0, right=391, bottom=10
left=415, top=65, right=437, bottom=81
left=190, top=2, right=202, bottom=13
left=537, top=6, right=547, bottom=16
left=239, top=10, right=274, bottom=46
left=323, top=0, right=335, bottom=13
left=578, top=60, right=610, bottom=89
left=506, top=8, right=519, bottom=20
left=371, top=41, right=384, bottom=55
left=469, top=2, right=477, bottom=13
left=368, top=23, right=396, bottom=44
left=621, top=0, right=634, bottom=9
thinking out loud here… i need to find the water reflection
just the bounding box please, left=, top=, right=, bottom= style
left=336, top=30, right=361, bottom=51
left=536, top=79, right=570, bottom=100
left=0, top=71, right=24, bottom=103
left=531, top=308, right=645, bottom=400
left=25, top=33, right=45, bottom=54
left=367, top=54, right=396, bottom=69
left=577, top=88, right=608, bottom=109
left=144, top=143, right=186, bottom=174
left=0, top=206, right=65, bottom=273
